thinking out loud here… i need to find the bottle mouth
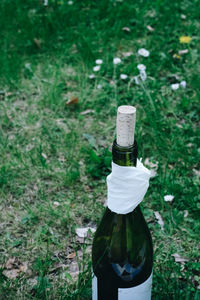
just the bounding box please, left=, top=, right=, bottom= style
left=112, top=139, right=137, bottom=153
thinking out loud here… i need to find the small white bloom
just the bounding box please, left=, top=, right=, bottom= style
left=138, top=48, right=150, bottom=57
left=137, top=64, right=146, bottom=71
left=95, top=59, right=103, bottom=65
left=113, top=57, right=121, bottom=64
left=164, top=195, right=174, bottom=202
left=180, top=80, right=186, bottom=88
left=120, top=74, right=128, bottom=80
left=44, top=0, right=48, bottom=5
left=68, top=0, right=73, bottom=5
left=93, top=65, right=100, bottom=72
left=89, top=74, right=95, bottom=79
left=171, top=83, right=179, bottom=90
left=97, top=84, right=102, bottom=89
left=140, top=70, right=147, bottom=81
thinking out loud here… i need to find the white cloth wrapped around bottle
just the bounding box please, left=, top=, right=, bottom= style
left=107, top=159, right=151, bottom=214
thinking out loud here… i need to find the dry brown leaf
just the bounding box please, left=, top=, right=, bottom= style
left=5, top=258, right=16, bottom=269
left=3, top=269, right=20, bottom=279
left=171, top=253, right=189, bottom=263
left=80, top=109, right=95, bottom=115
left=66, top=96, right=79, bottom=105
left=67, top=252, right=76, bottom=259
left=19, top=262, right=28, bottom=273
left=154, top=211, right=164, bottom=230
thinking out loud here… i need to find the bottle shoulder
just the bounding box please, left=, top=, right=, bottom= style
left=92, top=206, right=153, bottom=287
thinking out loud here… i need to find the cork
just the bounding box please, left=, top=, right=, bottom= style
left=116, top=105, right=136, bottom=147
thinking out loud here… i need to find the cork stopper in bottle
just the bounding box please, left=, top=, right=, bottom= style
left=116, top=105, right=136, bottom=147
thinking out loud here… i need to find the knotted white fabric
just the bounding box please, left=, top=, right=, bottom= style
left=107, top=159, right=151, bottom=214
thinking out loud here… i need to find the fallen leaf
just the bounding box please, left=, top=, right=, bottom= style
left=5, top=258, right=16, bottom=269
left=41, top=152, right=47, bottom=159
left=19, top=261, right=28, bottom=273
left=154, top=211, right=164, bottom=230
left=82, top=133, right=98, bottom=149
left=193, top=169, right=200, bottom=177
left=33, top=38, right=42, bottom=49
left=147, top=25, right=155, bottom=31
left=144, top=158, right=158, bottom=170
left=67, top=252, right=76, bottom=259
left=122, top=51, right=133, bottom=57
left=66, top=96, right=79, bottom=105
left=144, top=158, right=158, bottom=178
left=122, top=27, right=131, bottom=32
left=80, top=109, right=95, bottom=115
left=75, top=227, right=96, bottom=238
left=69, top=261, right=79, bottom=280
left=171, top=253, right=189, bottom=263
left=3, top=269, right=20, bottom=279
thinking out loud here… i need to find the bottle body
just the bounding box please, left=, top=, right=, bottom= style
left=92, top=141, right=153, bottom=299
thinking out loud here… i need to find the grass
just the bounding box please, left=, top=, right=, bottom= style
left=0, top=0, right=200, bottom=299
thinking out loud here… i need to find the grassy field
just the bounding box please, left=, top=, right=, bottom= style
left=0, top=0, right=200, bottom=299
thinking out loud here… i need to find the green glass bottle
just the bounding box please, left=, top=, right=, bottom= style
left=92, top=106, right=153, bottom=300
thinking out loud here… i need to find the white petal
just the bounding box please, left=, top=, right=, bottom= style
left=93, top=65, right=100, bottom=72
left=95, top=59, right=103, bottom=65
left=180, top=80, right=186, bottom=88
left=97, top=84, right=102, bottom=89
left=137, top=64, right=146, bottom=71
left=113, top=57, right=122, bottom=64
left=120, top=74, right=128, bottom=80
left=154, top=211, right=164, bottom=230
left=75, top=227, right=96, bottom=238
left=164, top=195, right=174, bottom=202
left=171, top=83, right=179, bottom=90
left=138, top=48, right=150, bottom=57
left=68, top=1, right=73, bottom=5
left=89, top=74, right=95, bottom=79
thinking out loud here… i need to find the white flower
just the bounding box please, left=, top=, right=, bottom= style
left=93, top=65, right=100, bottom=72
left=171, top=83, right=179, bottom=90
left=44, top=0, right=48, bottom=5
left=140, top=70, right=147, bottom=82
left=138, top=48, right=150, bottom=57
left=68, top=1, right=73, bottom=5
left=113, top=57, right=121, bottom=64
left=137, top=64, right=146, bottom=71
left=97, top=84, right=102, bottom=89
left=89, top=74, right=95, bottom=79
left=95, top=59, right=103, bottom=65
left=164, top=195, right=174, bottom=202
left=120, top=74, right=128, bottom=80
left=180, top=80, right=186, bottom=88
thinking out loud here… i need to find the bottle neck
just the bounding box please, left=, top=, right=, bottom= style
left=112, top=140, right=138, bottom=167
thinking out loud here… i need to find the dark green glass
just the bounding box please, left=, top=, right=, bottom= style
left=92, top=140, right=153, bottom=299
